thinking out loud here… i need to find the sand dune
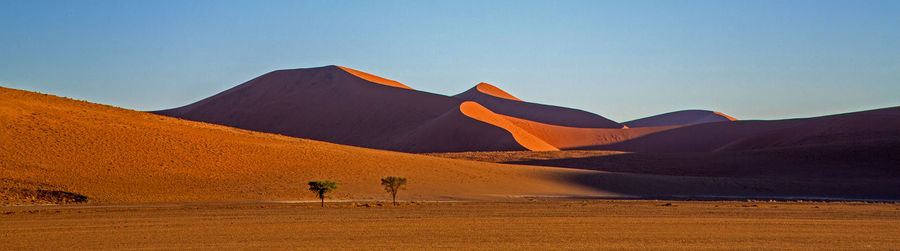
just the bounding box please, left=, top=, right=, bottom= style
left=151, top=66, right=898, bottom=155
left=459, top=101, right=557, bottom=151
left=1, top=86, right=607, bottom=202
left=591, top=106, right=900, bottom=153
left=336, top=66, right=414, bottom=90
left=624, top=110, right=736, bottom=127
left=430, top=142, right=900, bottom=200
left=153, top=66, right=635, bottom=153
left=498, top=114, right=680, bottom=149
left=471, top=82, right=522, bottom=101
left=453, top=82, right=623, bottom=128
left=153, top=66, right=538, bottom=153
left=8, top=86, right=895, bottom=203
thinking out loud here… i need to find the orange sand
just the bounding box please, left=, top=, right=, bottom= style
left=336, top=65, right=413, bottom=90
left=0, top=87, right=610, bottom=203
left=459, top=101, right=558, bottom=151
left=474, top=82, right=522, bottom=101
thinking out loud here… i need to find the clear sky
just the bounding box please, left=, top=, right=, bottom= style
left=1, top=0, right=898, bottom=121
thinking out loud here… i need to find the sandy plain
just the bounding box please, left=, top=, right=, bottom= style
left=2, top=200, right=899, bottom=250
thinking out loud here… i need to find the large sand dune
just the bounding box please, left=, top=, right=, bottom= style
left=154, top=68, right=632, bottom=153
left=153, top=66, right=538, bottom=153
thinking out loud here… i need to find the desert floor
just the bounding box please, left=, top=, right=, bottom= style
left=2, top=200, right=899, bottom=250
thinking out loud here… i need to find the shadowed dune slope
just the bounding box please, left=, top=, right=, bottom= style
left=434, top=141, right=900, bottom=180
left=152, top=66, right=532, bottom=153
left=588, top=106, right=900, bottom=153
left=429, top=144, right=900, bottom=200
left=0, top=87, right=609, bottom=202
left=624, top=110, right=737, bottom=127
left=453, top=83, right=623, bottom=128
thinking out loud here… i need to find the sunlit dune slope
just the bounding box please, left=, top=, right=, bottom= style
left=336, top=65, right=413, bottom=90
left=453, top=83, right=623, bottom=128
left=1, top=87, right=611, bottom=202
left=152, top=66, right=532, bottom=153
left=459, top=101, right=557, bottom=151
left=473, top=82, right=522, bottom=101
left=498, top=114, right=680, bottom=149
left=590, top=106, right=900, bottom=153
left=624, top=110, right=737, bottom=127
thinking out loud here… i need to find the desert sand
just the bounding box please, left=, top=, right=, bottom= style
left=2, top=200, right=899, bottom=250
left=0, top=86, right=599, bottom=203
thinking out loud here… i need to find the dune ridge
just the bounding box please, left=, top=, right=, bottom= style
left=453, top=83, right=623, bottom=128
left=459, top=101, right=558, bottom=151
left=336, top=65, right=414, bottom=90
left=153, top=66, right=539, bottom=153
left=624, top=110, right=737, bottom=128
left=473, top=82, right=522, bottom=101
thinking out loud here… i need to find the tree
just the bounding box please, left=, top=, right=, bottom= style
left=307, top=180, right=338, bottom=207
left=380, top=176, right=407, bottom=205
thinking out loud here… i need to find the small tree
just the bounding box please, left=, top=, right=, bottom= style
left=380, top=176, right=407, bottom=205
left=307, top=180, right=338, bottom=207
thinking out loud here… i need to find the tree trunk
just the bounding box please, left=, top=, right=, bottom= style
left=321, top=197, right=324, bottom=207
left=392, top=192, right=397, bottom=206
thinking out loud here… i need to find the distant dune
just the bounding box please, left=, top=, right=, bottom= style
left=592, top=106, right=900, bottom=153
left=154, top=66, right=625, bottom=153
left=624, top=110, right=736, bottom=127
left=153, top=66, right=899, bottom=155
left=153, top=66, right=537, bottom=153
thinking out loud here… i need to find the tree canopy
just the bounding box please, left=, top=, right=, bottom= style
left=308, top=180, right=338, bottom=207
left=380, top=176, right=407, bottom=205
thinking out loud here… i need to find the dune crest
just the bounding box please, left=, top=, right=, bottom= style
left=336, top=65, right=414, bottom=90
left=459, top=101, right=558, bottom=151
left=714, top=111, right=738, bottom=121
left=498, top=114, right=681, bottom=149
left=153, top=66, right=538, bottom=153
left=474, top=82, right=522, bottom=101
left=454, top=83, right=622, bottom=128
left=624, top=110, right=737, bottom=128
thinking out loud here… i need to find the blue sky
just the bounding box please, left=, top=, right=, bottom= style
left=1, top=0, right=898, bottom=121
